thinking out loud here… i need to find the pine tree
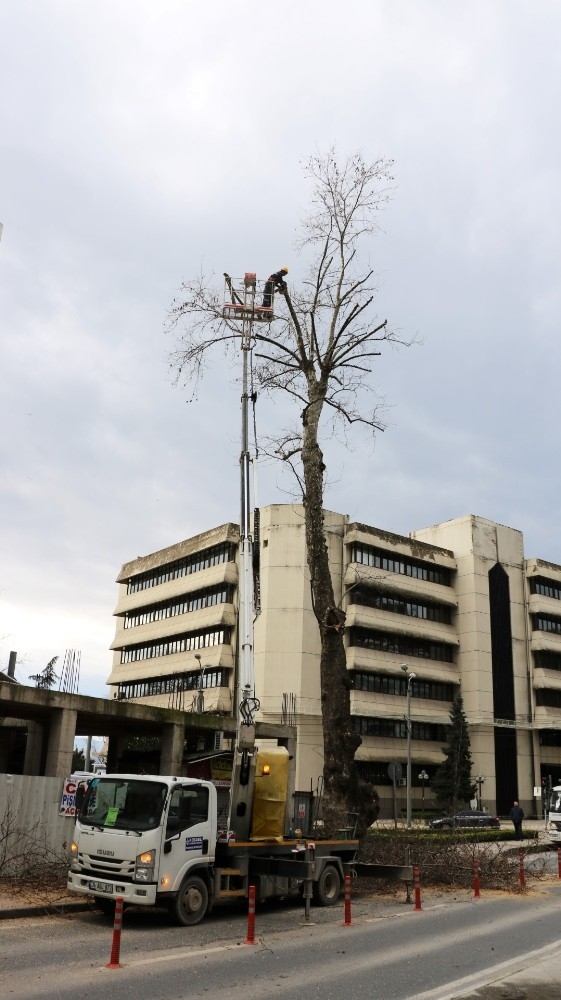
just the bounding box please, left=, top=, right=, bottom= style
left=30, top=655, right=59, bottom=690
left=72, top=747, right=86, bottom=772
left=432, top=694, right=476, bottom=811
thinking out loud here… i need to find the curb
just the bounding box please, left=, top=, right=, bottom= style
left=0, top=900, right=91, bottom=920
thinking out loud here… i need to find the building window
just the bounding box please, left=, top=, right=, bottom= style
left=356, top=761, right=438, bottom=786
left=539, top=730, right=561, bottom=747
left=352, top=671, right=454, bottom=702
left=533, top=615, right=561, bottom=635
left=530, top=577, right=561, bottom=602
left=534, top=650, right=561, bottom=672
left=535, top=689, right=561, bottom=709
left=126, top=542, right=236, bottom=595
left=349, top=544, right=452, bottom=587
left=123, top=585, right=234, bottom=629
left=353, top=716, right=448, bottom=742
left=349, top=627, right=455, bottom=664
left=117, top=669, right=229, bottom=700
left=119, top=627, right=231, bottom=664
left=349, top=588, right=451, bottom=624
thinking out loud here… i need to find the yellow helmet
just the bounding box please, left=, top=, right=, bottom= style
left=281, top=266, right=289, bottom=274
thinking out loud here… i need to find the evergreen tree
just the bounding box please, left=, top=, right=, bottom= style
left=30, top=655, right=59, bottom=690
left=72, top=747, right=86, bottom=772
left=432, top=694, right=476, bottom=811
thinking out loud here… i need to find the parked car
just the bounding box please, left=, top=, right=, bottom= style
left=429, top=810, right=500, bottom=830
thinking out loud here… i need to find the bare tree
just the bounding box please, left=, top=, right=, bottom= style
left=168, top=150, right=410, bottom=836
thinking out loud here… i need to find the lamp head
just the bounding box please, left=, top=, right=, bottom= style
left=400, top=663, right=408, bottom=674
left=409, top=672, right=417, bottom=681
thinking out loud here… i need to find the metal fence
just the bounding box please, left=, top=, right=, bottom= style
left=0, top=774, right=75, bottom=872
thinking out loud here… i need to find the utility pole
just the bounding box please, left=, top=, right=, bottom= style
left=401, top=664, right=417, bottom=828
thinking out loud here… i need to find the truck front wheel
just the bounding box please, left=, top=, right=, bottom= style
left=95, top=897, right=116, bottom=919
left=172, top=875, right=209, bottom=926
left=314, top=864, right=342, bottom=906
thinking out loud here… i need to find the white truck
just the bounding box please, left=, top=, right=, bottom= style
left=67, top=765, right=363, bottom=925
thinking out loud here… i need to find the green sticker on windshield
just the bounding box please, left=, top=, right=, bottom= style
left=105, top=807, right=119, bottom=826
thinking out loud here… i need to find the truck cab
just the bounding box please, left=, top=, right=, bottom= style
left=67, top=774, right=217, bottom=924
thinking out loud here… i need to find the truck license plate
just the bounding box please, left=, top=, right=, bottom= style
left=89, top=880, right=113, bottom=894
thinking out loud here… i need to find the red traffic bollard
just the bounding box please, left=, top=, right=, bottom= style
left=106, top=897, right=124, bottom=969
left=414, top=865, right=422, bottom=911
left=244, top=884, right=256, bottom=944
left=519, top=850, right=526, bottom=888
left=473, top=857, right=481, bottom=899
left=342, top=873, right=352, bottom=926
left=557, top=847, right=561, bottom=880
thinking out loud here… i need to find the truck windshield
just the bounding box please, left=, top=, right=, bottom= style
left=550, top=790, right=561, bottom=814
left=79, top=778, right=167, bottom=832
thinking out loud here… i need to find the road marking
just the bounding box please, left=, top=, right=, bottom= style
left=409, top=938, right=561, bottom=1000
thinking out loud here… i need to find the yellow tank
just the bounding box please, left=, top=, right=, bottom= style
left=250, top=747, right=290, bottom=841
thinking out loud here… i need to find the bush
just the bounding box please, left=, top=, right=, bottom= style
left=359, top=829, right=545, bottom=890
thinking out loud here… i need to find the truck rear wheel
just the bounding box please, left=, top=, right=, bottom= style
left=314, top=864, right=342, bottom=906
left=172, top=875, right=209, bottom=926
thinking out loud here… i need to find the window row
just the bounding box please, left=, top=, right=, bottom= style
left=530, top=576, right=561, bottom=602
left=353, top=671, right=455, bottom=702
left=353, top=716, right=449, bottom=742
left=356, top=761, right=438, bottom=786
left=535, top=688, right=561, bottom=709
left=349, top=627, right=455, bottom=664
left=539, top=730, right=561, bottom=747
left=127, top=543, right=236, bottom=594
left=533, top=615, right=561, bottom=635
left=119, top=627, right=231, bottom=664
left=350, top=587, right=451, bottom=624
left=349, top=543, right=452, bottom=587
left=534, top=650, right=561, bottom=672
left=124, top=585, right=233, bottom=629
left=117, top=669, right=229, bottom=700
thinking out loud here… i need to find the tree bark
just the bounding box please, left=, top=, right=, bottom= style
left=301, top=385, right=365, bottom=834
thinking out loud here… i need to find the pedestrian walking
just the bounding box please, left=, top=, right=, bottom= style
left=509, top=800, right=524, bottom=840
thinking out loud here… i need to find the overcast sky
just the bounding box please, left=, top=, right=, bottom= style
left=2, top=1, right=561, bottom=697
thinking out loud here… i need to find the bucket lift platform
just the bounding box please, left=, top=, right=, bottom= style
left=223, top=272, right=276, bottom=322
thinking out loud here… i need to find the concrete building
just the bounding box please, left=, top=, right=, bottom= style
left=107, top=506, right=561, bottom=817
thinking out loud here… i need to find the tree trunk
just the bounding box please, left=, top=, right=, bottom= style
left=301, top=388, right=363, bottom=835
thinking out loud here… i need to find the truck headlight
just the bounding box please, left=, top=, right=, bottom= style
left=135, top=849, right=155, bottom=882
left=69, top=841, right=80, bottom=872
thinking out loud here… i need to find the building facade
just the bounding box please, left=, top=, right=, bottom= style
left=107, top=506, right=561, bottom=817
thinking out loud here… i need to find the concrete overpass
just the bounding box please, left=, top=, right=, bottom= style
left=0, top=681, right=294, bottom=778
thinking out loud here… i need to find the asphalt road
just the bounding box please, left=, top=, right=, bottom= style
left=2, top=889, right=561, bottom=1000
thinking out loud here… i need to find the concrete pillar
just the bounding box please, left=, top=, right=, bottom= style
left=23, top=721, right=44, bottom=775
left=44, top=708, right=77, bottom=777
left=106, top=734, right=127, bottom=773
left=160, top=722, right=185, bottom=776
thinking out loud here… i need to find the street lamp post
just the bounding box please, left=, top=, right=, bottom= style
left=401, top=664, right=417, bottom=828
left=194, top=653, right=207, bottom=713
left=476, top=774, right=485, bottom=811
left=419, top=769, right=429, bottom=804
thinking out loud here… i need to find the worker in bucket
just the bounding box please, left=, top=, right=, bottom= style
left=262, top=267, right=288, bottom=308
